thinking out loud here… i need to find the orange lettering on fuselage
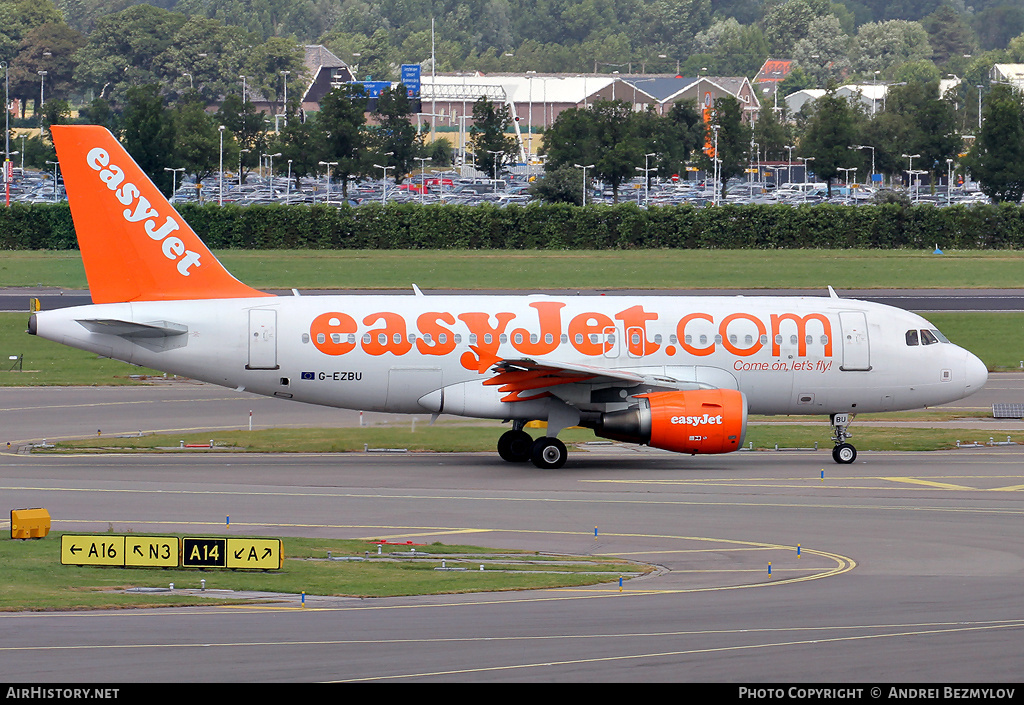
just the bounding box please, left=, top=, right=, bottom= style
left=362, top=312, right=413, bottom=356
left=306, top=305, right=835, bottom=367
left=567, top=311, right=614, bottom=356
left=719, top=313, right=766, bottom=357
left=458, top=311, right=516, bottom=371
left=770, top=313, right=832, bottom=357
left=310, top=312, right=357, bottom=356
left=616, top=304, right=659, bottom=356
left=416, top=312, right=457, bottom=356
left=510, top=302, right=564, bottom=355
left=677, top=313, right=714, bottom=356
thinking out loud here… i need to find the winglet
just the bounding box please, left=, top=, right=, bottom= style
left=51, top=125, right=272, bottom=304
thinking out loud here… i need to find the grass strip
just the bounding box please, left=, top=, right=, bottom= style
left=0, top=534, right=647, bottom=611
left=7, top=248, right=1024, bottom=291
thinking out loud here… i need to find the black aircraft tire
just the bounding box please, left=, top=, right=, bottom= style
left=832, top=443, right=857, bottom=464
left=497, top=430, right=533, bottom=462
left=530, top=437, right=568, bottom=469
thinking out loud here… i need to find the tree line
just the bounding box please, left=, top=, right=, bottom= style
left=19, top=75, right=1024, bottom=206
left=24, top=0, right=1024, bottom=89
left=5, top=0, right=1024, bottom=115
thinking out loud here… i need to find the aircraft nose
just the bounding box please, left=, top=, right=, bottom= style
left=964, top=351, right=988, bottom=397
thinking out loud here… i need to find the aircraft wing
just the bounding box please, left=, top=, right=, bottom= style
left=485, top=357, right=696, bottom=403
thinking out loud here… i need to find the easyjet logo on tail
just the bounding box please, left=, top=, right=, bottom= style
left=85, top=147, right=202, bottom=276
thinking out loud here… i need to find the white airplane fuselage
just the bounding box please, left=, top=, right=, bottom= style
left=31, top=293, right=987, bottom=421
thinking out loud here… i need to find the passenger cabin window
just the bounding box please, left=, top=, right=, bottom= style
left=906, top=330, right=919, bottom=346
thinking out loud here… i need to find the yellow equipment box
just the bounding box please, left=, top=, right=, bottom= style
left=11, top=508, right=50, bottom=539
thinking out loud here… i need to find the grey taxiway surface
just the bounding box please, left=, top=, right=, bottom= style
left=2, top=378, right=1024, bottom=683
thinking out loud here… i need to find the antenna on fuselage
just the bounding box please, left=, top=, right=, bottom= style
left=827, top=286, right=839, bottom=299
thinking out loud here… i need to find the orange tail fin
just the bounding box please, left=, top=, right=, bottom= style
left=51, top=125, right=272, bottom=304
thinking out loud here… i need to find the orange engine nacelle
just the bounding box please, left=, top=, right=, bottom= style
left=594, top=389, right=748, bottom=455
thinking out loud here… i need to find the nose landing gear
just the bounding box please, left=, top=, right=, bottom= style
left=830, top=413, right=857, bottom=464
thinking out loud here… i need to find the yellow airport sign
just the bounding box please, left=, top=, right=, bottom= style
left=125, top=536, right=180, bottom=567
left=59, top=534, right=282, bottom=570
left=61, top=535, right=125, bottom=566
left=182, top=537, right=226, bottom=567
left=227, top=538, right=283, bottom=570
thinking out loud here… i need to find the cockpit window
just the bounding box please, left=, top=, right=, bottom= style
left=905, top=329, right=919, bottom=346
left=920, top=329, right=939, bottom=345
left=931, top=329, right=950, bottom=343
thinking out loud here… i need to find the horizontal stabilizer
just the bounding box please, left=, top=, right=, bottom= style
left=77, top=319, right=187, bottom=338
left=76, top=318, right=189, bottom=353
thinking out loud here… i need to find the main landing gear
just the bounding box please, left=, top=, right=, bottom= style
left=830, top=413, right=857, bottom=464
left=497, top=424, right=568, bottom=469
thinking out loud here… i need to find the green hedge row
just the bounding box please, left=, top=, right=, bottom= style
left=3, top=201, right=1024, bottom=250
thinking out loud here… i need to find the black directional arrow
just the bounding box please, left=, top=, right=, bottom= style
left=262, top=548, right=272, bottom=558
left=70, top=545, right=81, bottom=554
left=234, top=548, right=244, bottom=560
left=133, top=546, right=143, bottom=556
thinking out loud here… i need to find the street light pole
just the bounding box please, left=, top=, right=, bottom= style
left=574, top=163, right=594, bottom=206
left=976, top=85, right=983, bottom=130
left=373, top=163, right=394, bottom=204
left=486, top=150, right=501, bottom=191
left=798, top=157, right=814, bottom=202
left=850, top=145, right=875, bottom=186
left=837, top=167, right=857, bottom=203
left=2, top=61, right=9, bottom=206
left=38, top=70, right=47, bottom=127
left=239, top=148, right=249, bottom=188
left=711, top=125, right=720, bottom=205
left=45, top=160, right=59, bottom=202
left=872, top=70, right=880, bottom=115
left=946, top=158, right=954, bottom=206
left=218, top=125, right=225, bottom=205
left=164, top=167, right=184, bottom=200
left=635, top=152, right=657, bottom=207
left=318, top=161, right=337, bottom=203
left=263, top=152, right=281, bottom=196
left=280, top=70, right=291, bottom=130
left=902, top=153, right=920, bottom=202
left=415, top=156, right=431, bottom=204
